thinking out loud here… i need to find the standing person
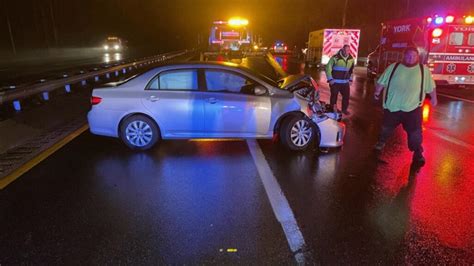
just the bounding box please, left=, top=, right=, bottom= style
left=298, top=61, right=306, bottom=75
left=373, top=47, right=438, bottom=166
left=325, top=44, right=355, bottom=115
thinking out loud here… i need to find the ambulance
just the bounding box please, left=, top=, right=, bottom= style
left=367, top=15, right=474, bottom=85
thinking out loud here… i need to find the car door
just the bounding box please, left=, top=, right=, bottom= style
left=141, top=69, right=205, bottom=138
left=202, top=69, right=271, bottom=137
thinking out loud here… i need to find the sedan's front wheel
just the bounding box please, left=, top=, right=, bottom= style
left=120, top=115, right=159, bottom=150
left=280, top=116, right=316, bottom=151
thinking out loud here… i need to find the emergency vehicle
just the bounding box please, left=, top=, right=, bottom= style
left=367, top=15, right=474, bottom=85
left=305, top=29, right=360, bottom=67
left=208, top=18, right=252, bottom=52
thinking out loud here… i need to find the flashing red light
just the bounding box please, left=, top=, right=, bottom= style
left=426, top=17, right=433, bottom=23
left=422, top=102, right=430, bottom=123
left=91, top=96, right=102, bottom=105
left=216, top=55, right=225, bottom=62
left=445, top=15, right=454, bottom=23
left=432, top=28, right=443, bottom=38
left=284, top=46, right=287, bottom=50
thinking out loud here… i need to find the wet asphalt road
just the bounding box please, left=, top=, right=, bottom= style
left=0, top=55, right=473, bottom=264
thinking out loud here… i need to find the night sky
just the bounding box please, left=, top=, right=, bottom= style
left=1, top=0, right=473, bottom=55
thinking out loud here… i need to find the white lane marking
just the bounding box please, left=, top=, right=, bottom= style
left=437, top=93, right=474, bottom=104
left=429, top=130, right=474, bottom=150
left=246, top=140, right=310, bottom=264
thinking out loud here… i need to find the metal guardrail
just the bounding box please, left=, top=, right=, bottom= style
left=0, top=50, right=190, bottom=110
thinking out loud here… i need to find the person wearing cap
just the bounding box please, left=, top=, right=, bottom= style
left=325, top=44, right=355, bottom=115
left=373, top=47, right=438, bottom=166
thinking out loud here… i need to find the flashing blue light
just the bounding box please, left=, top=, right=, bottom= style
left=435, top=17, right=444, bottom=24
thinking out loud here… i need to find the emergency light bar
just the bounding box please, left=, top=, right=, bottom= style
left=228, top=17, right=249, bottom=27
left=427, top=15, right=473, bottom=25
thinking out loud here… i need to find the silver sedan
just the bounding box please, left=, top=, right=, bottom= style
left=87, top=62, right=345, bottom=151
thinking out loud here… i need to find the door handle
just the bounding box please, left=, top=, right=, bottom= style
left=147, top=96, right=159, bottom=102
left=207, top=97, right=217, bottom=104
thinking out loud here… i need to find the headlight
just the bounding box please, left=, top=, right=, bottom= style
left=103, top=45, right=109, bottom=50
left=114, top=45, right=120, bottom=50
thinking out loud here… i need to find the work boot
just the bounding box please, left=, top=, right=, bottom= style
left=412, top=151, right=425, bottom=167
left=374, top=141, right=385, bottom=151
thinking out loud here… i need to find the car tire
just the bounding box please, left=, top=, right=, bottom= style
left=280, top=115, right=317, bottom=151
left=120, top=115, right=159, bottom=150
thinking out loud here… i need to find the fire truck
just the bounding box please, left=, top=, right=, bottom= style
left=208, top=18, right=252, bottom=52
left=367, top=15, right=474, bottom=85
left=305, top=29, right=361, bottom=67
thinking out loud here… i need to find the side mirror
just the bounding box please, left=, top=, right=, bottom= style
left=253, top=85, right=267, bottom=96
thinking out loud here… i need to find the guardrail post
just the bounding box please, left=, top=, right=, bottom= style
left=65, top=84, right=71, bottom=93
left=106, top=73, right=110, bottom=79
left=42, top=92, right=49, bottom=101
left=94, top=76, right=99, bottom=82
left=128, top=66, right=132, bottom=71
left=122, top=68, right=127, bottom=74
left=115, top=70, right=119, bottom=76
left=13, top=100, right=21, bottom=111
left=81, top=80, right=87, bottom=86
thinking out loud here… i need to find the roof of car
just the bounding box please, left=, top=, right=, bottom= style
left=157, top=61, right=239, bottom=68
left=154, top=61, right=278, bottom=86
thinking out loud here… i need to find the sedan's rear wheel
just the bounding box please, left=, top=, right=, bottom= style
left=120, top=115, right=159, bottom=150
left=280, top=116, right=316, bottom=151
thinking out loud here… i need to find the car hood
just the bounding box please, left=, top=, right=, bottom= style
left=278, top=74, right=313, bottom=92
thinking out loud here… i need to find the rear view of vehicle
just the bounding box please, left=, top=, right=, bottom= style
left=273, top=42, right=288, bottom=54
left=208, top=18, right=252, bottom=52
left=305, top=29, right=360, bottom=67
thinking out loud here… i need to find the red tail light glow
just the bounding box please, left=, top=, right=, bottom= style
left=423, top=102, right=430, bottom=123
left=91, top=96, right=102, bottom=105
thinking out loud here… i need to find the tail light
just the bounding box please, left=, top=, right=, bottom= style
left=91, top=96, right=102, bottom=105
left=284, top=46, right=288, bottom=50
left=445, top=16, right=454, bottom=23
